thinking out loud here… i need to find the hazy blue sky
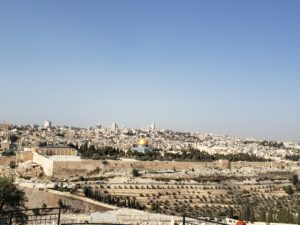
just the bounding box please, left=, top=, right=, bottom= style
left=0, top=0, right=299, bottom=141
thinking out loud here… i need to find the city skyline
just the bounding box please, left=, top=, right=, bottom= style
left=2, top=119, right=299, bottom=143
left=1, top=1, right=300, bottom=141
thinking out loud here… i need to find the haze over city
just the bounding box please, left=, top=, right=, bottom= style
left=1, top=0, right=300, bottom=141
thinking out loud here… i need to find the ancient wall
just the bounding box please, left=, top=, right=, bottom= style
left=0, top=156, right=16, bottom=165
left=16, top=151, right=33, bottom=162
left=102, top=160, right=232, bottom=170
left=42, top=158, right=289, bottom=178
left=51, top=160, right=232, bottom=177
left=0, top=151, right=33, bottom=166
left=230, top=161, right=288, bottom=169
left=32, top=152, right=54, bottom=176
left=37, top=147, right=78, bottom=156
left=53, top=160, right=102, bottom=177
left=103, top=160, right=209, bottom=170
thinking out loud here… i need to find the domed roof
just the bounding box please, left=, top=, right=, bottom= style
left=138, top=138, right=149, bottom=146
left=236, top=220, right=246, bottom=225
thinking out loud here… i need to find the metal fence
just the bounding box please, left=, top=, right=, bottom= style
left=0, top=208, right=228, bottom=225
left=0, top=208, right=61, bottom=225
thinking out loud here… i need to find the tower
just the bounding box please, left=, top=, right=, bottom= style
left=43, top=120, right=52, bottom=129
left=150, top=123, right=156, bottom=131
left=111, top=122, right=118, bottom=132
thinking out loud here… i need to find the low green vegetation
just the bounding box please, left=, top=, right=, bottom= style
left=82, top=185, right=143, bottom=210
left=286, top=154, right=300, bottom=161
left=128, top=149, right=269, bottom=162
left=132, top=168, right=139, bottom=177
left=69, top=143, right=124, bottom=160
left=9, top=161, right=18, bottom=169
left=1, top=150, right=16, bottom=157
left=78, top=177, right=300, bottom=223
left=0, top=177, right=27, bottom=211
left=70, top=141, right=269, bottom=162
left=283, top=185, right=295, bottom=195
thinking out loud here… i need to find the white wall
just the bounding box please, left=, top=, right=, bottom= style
left=32, top=152, right=54, bottom=176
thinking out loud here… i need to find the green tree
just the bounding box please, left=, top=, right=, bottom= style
left=259, top=209, right=266, bottom=222
left=83, top=186, right=93, bottom=197
left=9, top=135, right=19, bottom=143
left=283, top=185, right=294, bottom=195
left=292, top=174, right=299, bottom=186
left=132, top=168, right=139, bottom=177
left=227, top=207, right=234, bottom=218
left=267, top=210, right=274, bottom=223
left=250, top=210, right=255, bottom=223
left=9, top=161, right=17, bottom=169
left=151, top=202, right=160, bottom=212
left=2, top=150, right=15, bottom=157
left=0, top=177, right=27, bottom=210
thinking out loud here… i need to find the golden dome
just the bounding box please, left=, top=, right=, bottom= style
left=138, top=138, right=149, bottom=146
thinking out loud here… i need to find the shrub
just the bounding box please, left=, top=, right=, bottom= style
left=283, top=185, right=294, bottom=195
left=9, top=161, right=17, bottom=169
left=132, top=168, right=139, bottom=177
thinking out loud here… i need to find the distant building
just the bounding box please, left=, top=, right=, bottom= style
left=111, top=122, right=118, bottom=132
left=150, top=123, right=156, bottom=131
left=43, top=120, right=52, bottom=129
left=130, top=137, right=153, bottom=154
left=0, top=122, right=12, bottom=130
left=0, top=140, right=12, bottom=151
left=31, top=124, right=39, bottom=129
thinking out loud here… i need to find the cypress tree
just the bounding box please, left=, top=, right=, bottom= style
left=260, top=209, right=266, bottom=222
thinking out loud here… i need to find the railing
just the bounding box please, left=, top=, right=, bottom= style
left=0, top=208, right=61, bottom=225
left=0, top=208, right=228, bottom=225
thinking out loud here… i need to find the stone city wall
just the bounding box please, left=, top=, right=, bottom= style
left=0, top=151, right=33, bottom=166
left=50, top=160, right=289, bottom=177
left=53, top=160, right=102, bottom=177
left=100, top=160, right=288, bottom=171
left=16, top=151, right=33, bottom=162
left=26, top=151, right=290, bottom=178
left=0, top=155, right=16, bottom=165
left=37, top=147, right=78, bottom=156
left=103, top=160, right=210, bottom=170
left=32, top=152, right=54, bottom=176
left=106, top=160, right=231, bottom=170
left=51, top=160, right=230, bottom=177
left=231, top=161, right=288, bottom=169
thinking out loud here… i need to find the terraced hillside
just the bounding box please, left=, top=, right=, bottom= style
left=76, top=176, right=300, bottom=223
